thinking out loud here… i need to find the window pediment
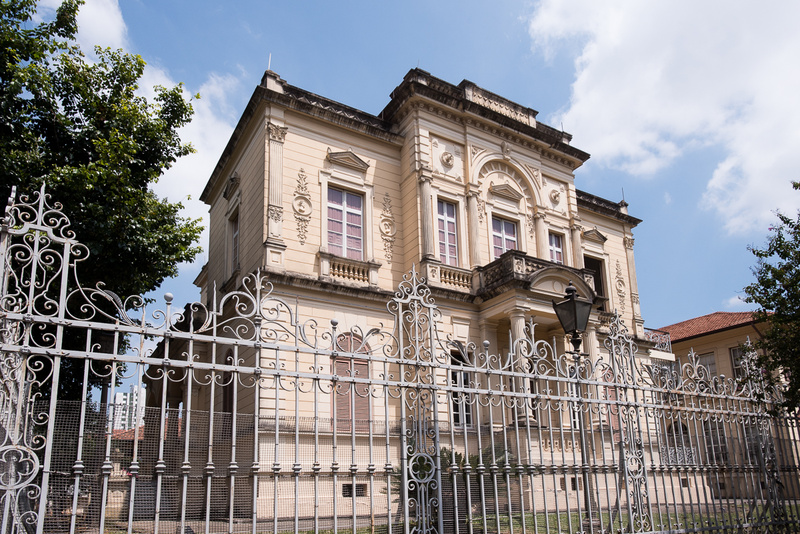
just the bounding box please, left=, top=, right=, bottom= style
left=222, top=172, right=240, bottom=200
left=327, top=148, right=370, bottom=172
left=583, top=228, right=608, bottom=244
left=489, top=182, right=523, bottom=202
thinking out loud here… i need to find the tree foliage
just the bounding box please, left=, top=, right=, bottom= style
left=1, top=0, right=202, bottom=400
left=744, top=181, right=800, bottom=409
left=0, top=0, right=202, bottom=300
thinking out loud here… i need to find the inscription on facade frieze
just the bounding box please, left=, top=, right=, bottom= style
left=469, top=86, right=534, bottom=125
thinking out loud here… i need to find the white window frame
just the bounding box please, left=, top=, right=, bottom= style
left=437, top=199, right=459, bottom=266
left=730, top=346, right=746, bottom=379
left=549, top=232, right=564, bottom=264
left=319, top=170, right=374, bottom=261
left=327, top=186, right=364, bottom=260
left=491, top=216, right=518, bottom=259
left=450, top=351, right=473, bottom=428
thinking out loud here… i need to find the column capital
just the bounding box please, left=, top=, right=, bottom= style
left=267, top=121, right=288, bottom=142
left=418, top=168, right=434, bottom=183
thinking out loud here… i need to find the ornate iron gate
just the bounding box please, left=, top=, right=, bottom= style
left=2, top=186, right=800, bottom=534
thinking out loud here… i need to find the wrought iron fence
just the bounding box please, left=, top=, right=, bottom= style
left=2, top=185, right=800, bottom=534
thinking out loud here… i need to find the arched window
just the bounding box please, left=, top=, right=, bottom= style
left=450, top=349, right=473, bottom=428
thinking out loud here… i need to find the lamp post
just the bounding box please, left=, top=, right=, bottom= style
left=552, top=282, right=596, bottom=528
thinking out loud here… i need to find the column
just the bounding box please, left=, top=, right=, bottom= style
left=534, top=211, right=548, bottom=259
left=571, top=217, right=584, bottom=269
left=466, top=190, right=481, bottom=267
left=419, top=171, right=436, bottom=260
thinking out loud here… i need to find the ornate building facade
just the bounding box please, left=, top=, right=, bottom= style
left=197, top=68, right=651, bottom=366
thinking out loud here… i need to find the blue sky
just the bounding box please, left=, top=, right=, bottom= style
left=41, top=0, right=800, bottom=330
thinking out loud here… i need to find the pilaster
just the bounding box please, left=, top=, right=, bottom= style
left=265, top=121, right=288, bottom=269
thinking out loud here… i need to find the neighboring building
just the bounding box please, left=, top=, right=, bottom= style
left=112, top=385, right=146, bottom=431
left=657, top=312, right=799, bottom=499
left=660, top=311, right=764, bottom=380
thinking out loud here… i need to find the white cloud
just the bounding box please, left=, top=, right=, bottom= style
left=663, top=192, right=671, bottom=205
left=528, top=0, right=800, bottom=234
left=723, top=295, right=752, bottom=310
left=75, top=0, right=128, bottom=50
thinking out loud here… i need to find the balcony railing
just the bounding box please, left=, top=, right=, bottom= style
left=644, top=328, right=672, bottom=352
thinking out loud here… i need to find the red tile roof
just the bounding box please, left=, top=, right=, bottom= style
left=659, top=312, right=758, bottom=343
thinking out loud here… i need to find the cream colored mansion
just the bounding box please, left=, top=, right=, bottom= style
left=196, top=69, right=649, bottom=360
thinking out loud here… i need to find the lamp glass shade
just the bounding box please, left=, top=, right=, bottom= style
left=552, top=286, right=592, bottom=335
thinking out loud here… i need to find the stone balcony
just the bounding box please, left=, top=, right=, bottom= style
left=421, top=249, right=598, bottom=302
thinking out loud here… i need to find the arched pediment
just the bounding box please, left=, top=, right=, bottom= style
left=527, top=267, right=596, bottom=303
left=476, top=159, right=542, bottom=208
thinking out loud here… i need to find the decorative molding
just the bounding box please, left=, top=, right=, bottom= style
left=326, top=148, right=370, bottom=172
left=440, top=151, right=454, bottom=168
left=549, top=189, right=561, bottom=204
left=527, top=166, right=542, bottom=189
left=379, top=192, right=396, bottom=264
left=501, top=141, right=512, bottom=160
left=526, top=213, right=535, bottom=237
left=583, top=227, right=607, bottom=244
left=615, top=260, right=626, bottom=314
left=467, top=85, right=535, bottom=125
left=477, top=197, right=486, bottom=223
left=292, top=168, right=312, bottom=245
left=470, top=145, right=484, bottom=160
left=489, top=182, right=523, bottom=202
left=267, top=122, right=288, bottom=142
left=223, top=172, right=240, bottom=200
left=624, top=236, right=635, bottom=249
left=268, top=205, right=283, bottom=223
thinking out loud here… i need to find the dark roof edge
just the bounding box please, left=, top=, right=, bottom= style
left=576, top=190, right=642, bottom=226
left=379, top=69, right=590, bottom=164
left=201, top=75, right=402, bottom=203
left=668, top=319, right=762, bottom=344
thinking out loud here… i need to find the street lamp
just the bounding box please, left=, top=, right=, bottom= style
left=552, top=282, right=596, bottom=527
left=552, top=282, right=593, bottom=352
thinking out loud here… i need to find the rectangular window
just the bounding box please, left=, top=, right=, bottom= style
left=549, top=233, right=564, bottom=264
left=230, top=212, right=239, bottom=271
left=492, top=217, right=518, bottom=259
left=328, top=187, right=363, bottom=260
left=343, top=483, right=367, bottom=497
left=437, top=200, right=459, bottom=266
left=450, top=351, right=473, bottom=427
left=332, top=334, right=370, bottom=433
left=730, top=347, right=746, bottom=379
left=583, top=255, right=605, bottom=301
left=704, top=421, right=729, bottom=464
left=697, top=352, right=716, bottom=375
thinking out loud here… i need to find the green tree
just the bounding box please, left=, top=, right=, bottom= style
left=0, top=0, right=202, bottom=400
left=0, top=0, right=202, bottom=301
left=744, top=181, right=800, bottom=409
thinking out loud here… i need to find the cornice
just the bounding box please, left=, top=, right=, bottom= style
left=576, top=190, right=642, bottom=227
left=380, top=69, right=590, bottom=165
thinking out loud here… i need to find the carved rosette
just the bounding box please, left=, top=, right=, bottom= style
left=615, top=260, right=626, bottom=314
left=379, top=192, right=396, bottom=263
left=293, top=169, right=312, bottom=245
